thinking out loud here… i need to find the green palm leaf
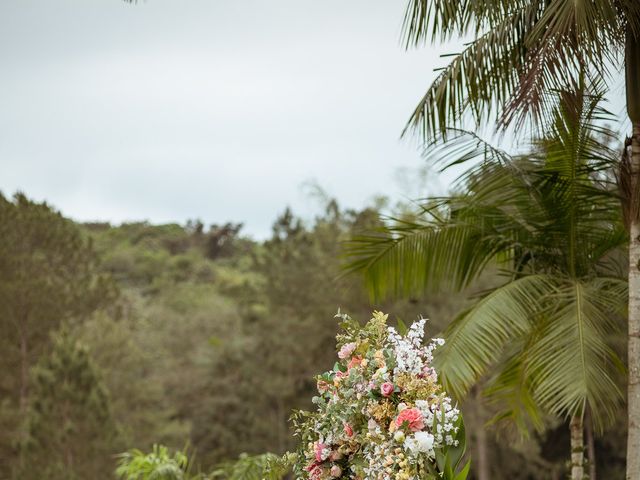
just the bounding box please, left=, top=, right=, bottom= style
left=434, top=274, right=557, bottom=398
left=401, top=0, right=640, bottom=139
left=528, top=278, right=626, bottom=431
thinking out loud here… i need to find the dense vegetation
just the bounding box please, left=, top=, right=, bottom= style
left=0, top=190, right=630, bottom=479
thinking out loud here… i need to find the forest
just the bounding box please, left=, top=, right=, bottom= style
left=0, top=172, right=629, bottom=478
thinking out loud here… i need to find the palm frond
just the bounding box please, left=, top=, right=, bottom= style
left=402, top=0, right=540, bottom=46
left=498, top=38, right=581, bottom=132
left=528, top=279, right=626, bottom=431
left=115, top=445, right=189, bottom=480
left=344, top=220, right=497, bottom=299
left=483, top=341, right=546, bottom=433
left=530, top=0, right=621, bottom=62
left=402, top=0, right=628, bottom=139
left=402, top=2, right=542, bottom=140
left=435, top=274, right=557, bottom=398
left=422, top=128, right=513, bottom=173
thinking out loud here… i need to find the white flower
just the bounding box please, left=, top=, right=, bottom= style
left=404, top=431, right=434, bottom=455
left=414, top=431, right=435, bottom=453
left=404, top=437, right=419, bottom=453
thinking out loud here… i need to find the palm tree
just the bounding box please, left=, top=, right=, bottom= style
left=346, top=87, right=627, bottom=479
left=400, top=2, right=640, bottom=476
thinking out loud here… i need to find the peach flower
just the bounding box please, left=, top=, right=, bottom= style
left=395, top=408, right=425, bottom=432
left=348, top=356, right=363, bottom=370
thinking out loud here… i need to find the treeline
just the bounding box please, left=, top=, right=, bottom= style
left=0, top=192, right=626, bottom=478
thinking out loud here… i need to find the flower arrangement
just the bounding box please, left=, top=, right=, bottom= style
left=291, top=311, right=469, bottom=480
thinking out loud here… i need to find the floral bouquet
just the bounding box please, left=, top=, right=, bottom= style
left=291, top=311, right=469, bottom=480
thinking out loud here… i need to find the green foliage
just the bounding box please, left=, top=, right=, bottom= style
left=115, top=445, right=191, bottom=480
left=16, top=326, right=119, bottom=480
left=433, top=416, right=470, bottom=480
left=2, top=188, right=626, bottom=478
left=0, top=192, right=117, bottom=479
left=0, top=193, right=116, bottom=390
left=346, top=88, right=627, bottom=475
left=401, top=0, right=640, bottom=139
left=210, top=452, right=291, bottom=480
left=78, top=310, right=191, bottom=451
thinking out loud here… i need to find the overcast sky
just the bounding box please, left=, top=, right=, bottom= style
left=0, top=1, right=627, bottom=239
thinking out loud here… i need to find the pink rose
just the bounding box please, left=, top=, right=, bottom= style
left=309, top=465, right=324, bottom=480
left=395, top=408, right=425, bottom=432
left=338, top=342, right=356, bottom=359
left=330, top=465, right=342, bottom=478
left=344, top=422, right=354, bottom=437
left=380, top=382, right=394, bottom=397
left=314, top=442, right=329, bottom=462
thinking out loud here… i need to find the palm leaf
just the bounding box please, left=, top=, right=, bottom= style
left=401, top=0, right=632, bottom=139
left=528, top=278, right=626, bottom=431
left=402, top=2, right=543, bottom=139
left=344, top=221, right=493, bottom=299
left=483, top=341, right=546, bottom=433
left=434, top=274, right=557, bottom=398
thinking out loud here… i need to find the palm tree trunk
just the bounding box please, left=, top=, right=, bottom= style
left=570, top=415, right=584, bottom=480
left=585, top=409, right=596, bottom=480
left=628, top=123, right=640, bottom=480
left=626, top=25, right=640, bottom=480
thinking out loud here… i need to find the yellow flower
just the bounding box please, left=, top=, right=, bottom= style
left=367, top=400, right=395, bottom=425
left=372, top=310, right=389, bottom=323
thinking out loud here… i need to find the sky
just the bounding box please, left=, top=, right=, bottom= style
left=0, top=0, right=466, bottom=238
left=0, top=1, right=628, bottom=239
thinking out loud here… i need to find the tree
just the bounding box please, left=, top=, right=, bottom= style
left=0, top=193, right=115, bottom=413
left=346, top=87, right=626, bottom=479
left=400, top=3, right=640, bottom=476
left=0, top=193, right=116, bottom=478
left=16, top=326, right=119, bottom=479
left=193, top=205, right=376, bottom=463
left=191, top=201, right=470, bottom=467
left=204, top=223, right=243, bottom=260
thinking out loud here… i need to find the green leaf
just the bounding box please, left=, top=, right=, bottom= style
left=454, top=459, right=471, bottom=480
left=396, top=318, right=409, bottom=336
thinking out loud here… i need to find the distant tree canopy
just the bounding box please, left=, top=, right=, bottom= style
left=0, top=193, right=117, bottom=479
